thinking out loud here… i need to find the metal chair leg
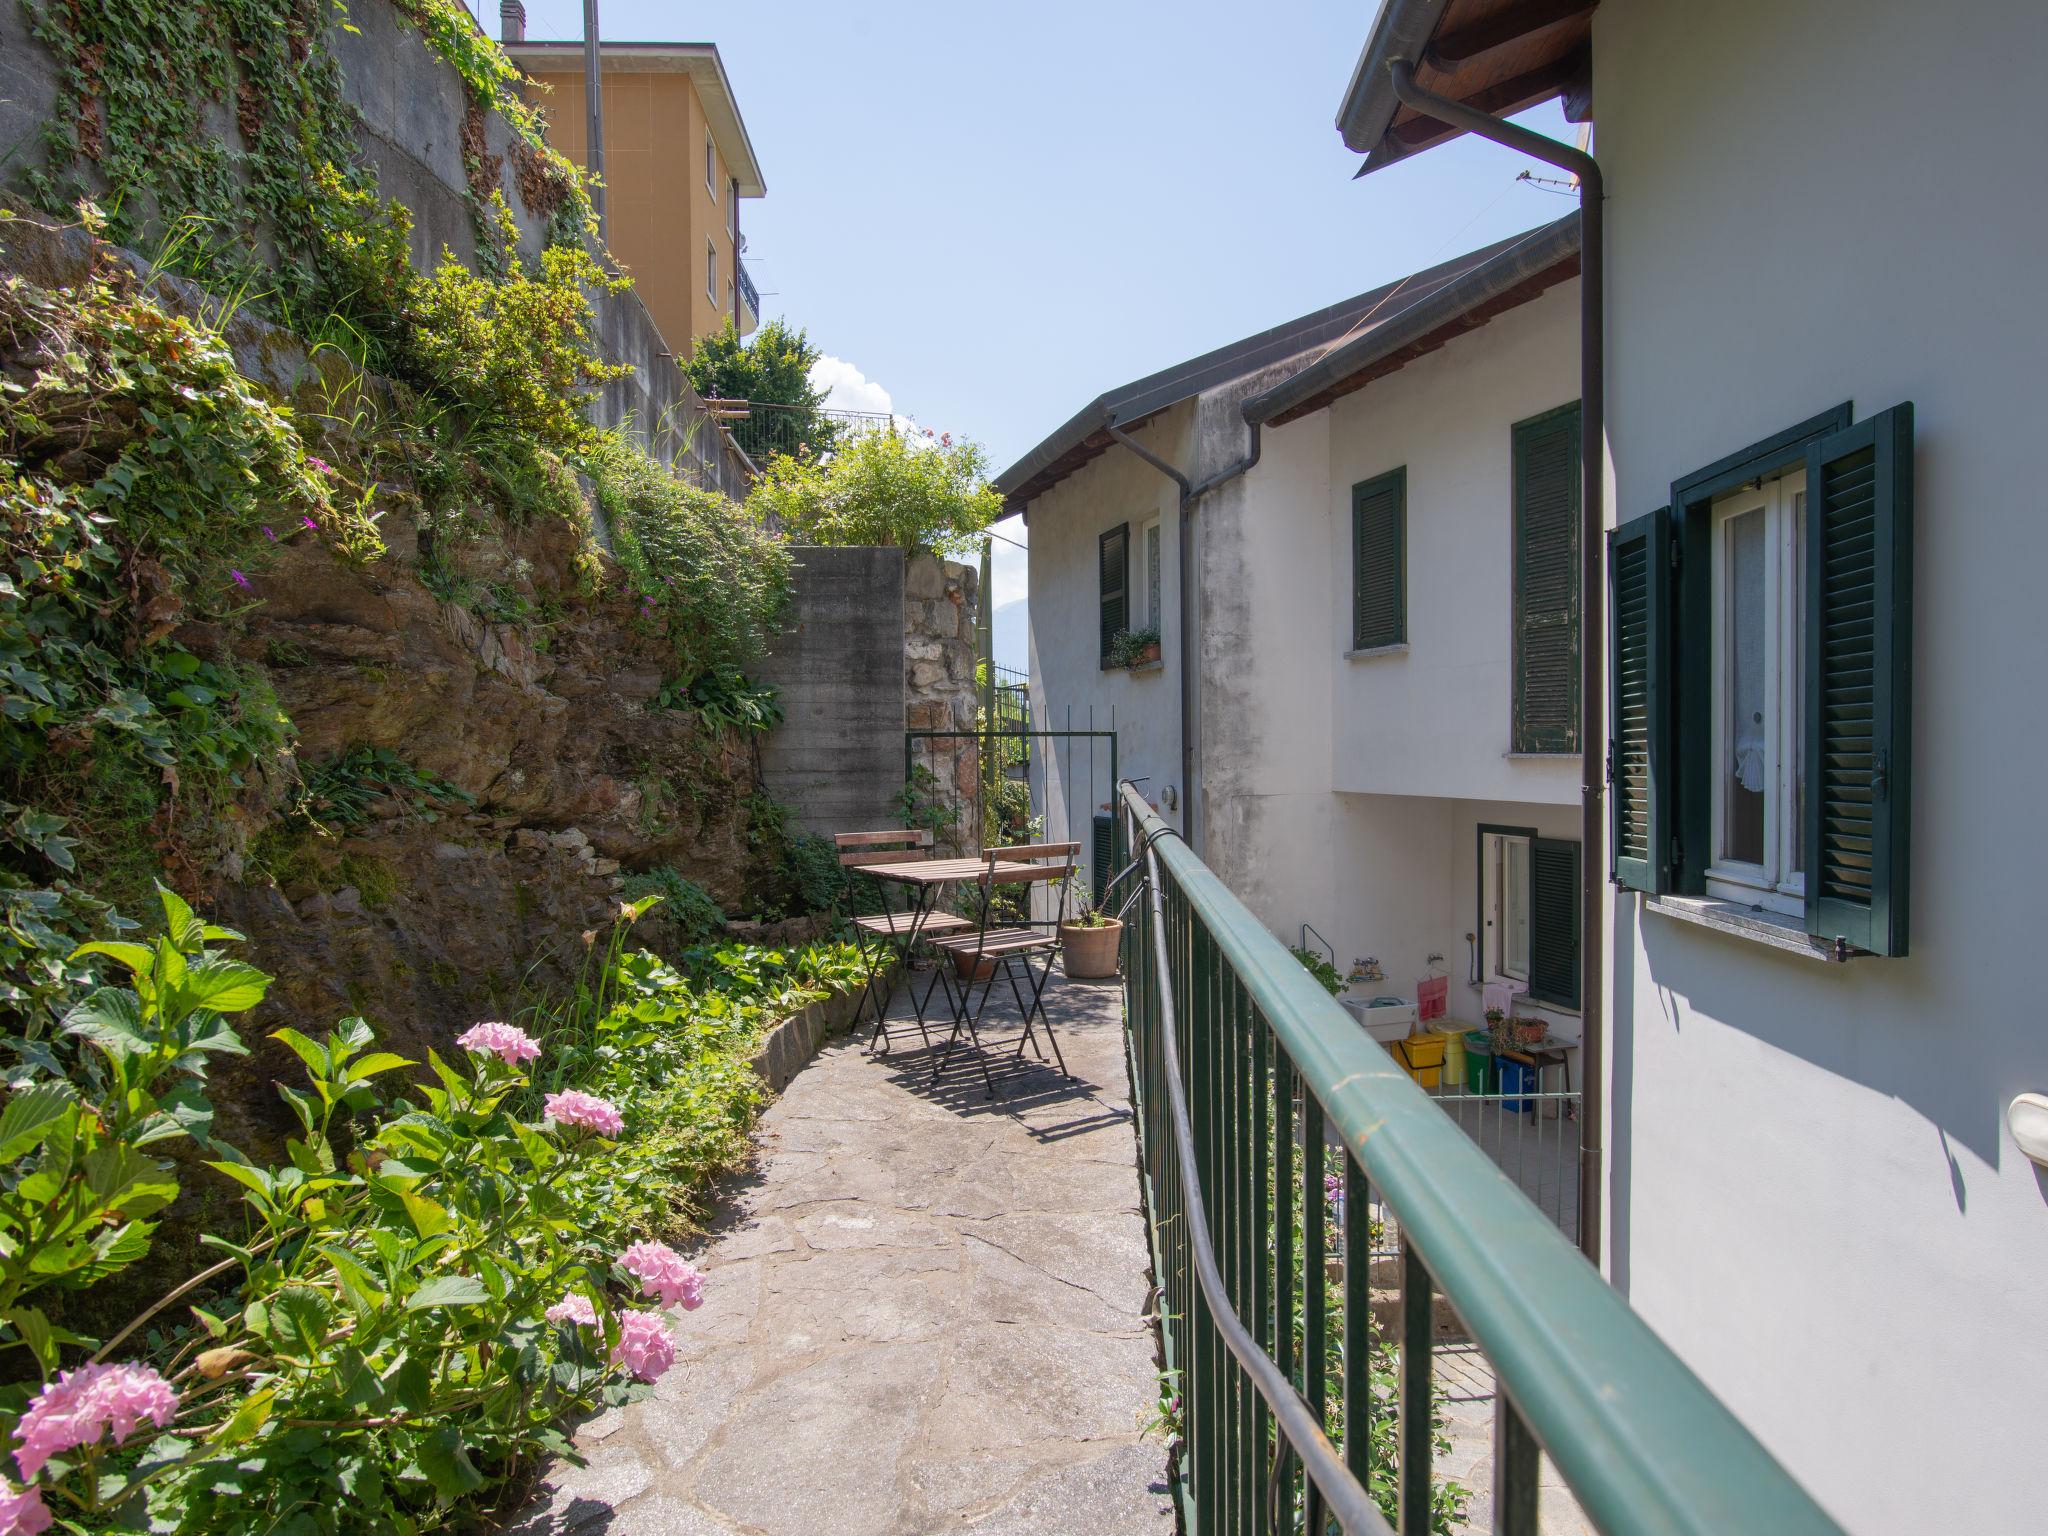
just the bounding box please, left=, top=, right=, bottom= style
left=1018, top=946, right=1069, bottom=1078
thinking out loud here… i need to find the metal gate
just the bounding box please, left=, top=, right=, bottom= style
left=902, top=727, right=1118, bottom=899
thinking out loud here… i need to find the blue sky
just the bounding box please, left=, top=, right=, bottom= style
left=480, top=2, right=1574, bottom=657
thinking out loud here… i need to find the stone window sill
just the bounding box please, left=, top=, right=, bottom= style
left=1643, top=893, right=1844, bottom=962
left=1345, top=643, right=1409, bottom=661
left=1126, top=660, right=1164, bottom=675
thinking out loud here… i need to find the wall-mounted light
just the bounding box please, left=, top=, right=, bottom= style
left=2009, top=1093, right=2048, bottom=1169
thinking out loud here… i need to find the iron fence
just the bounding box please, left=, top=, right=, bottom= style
left=1117, top=780, right=1839, bottom=1535
left=723, top=401, right=892, bottom=463
left=902, top=728, right=1116, bottom=886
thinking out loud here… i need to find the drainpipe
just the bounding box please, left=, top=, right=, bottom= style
left=582, top=0, right=607, bottom=243
left=1388, top=60, right=1606, bottom=1268
left=1103, top=419, right=1262, bottom=855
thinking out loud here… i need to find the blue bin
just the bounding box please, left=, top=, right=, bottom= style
left=1498, top=1058, right=1535, bottom=1114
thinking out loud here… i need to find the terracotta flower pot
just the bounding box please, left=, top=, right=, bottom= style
left=1136, top=642, right=1161, bottom=666
left=953, top=951, right=997, bottom=984
left=1060, top=919, right=1123, bottom=979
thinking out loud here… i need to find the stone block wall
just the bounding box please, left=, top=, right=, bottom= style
left=905, top=555, right=982, bottom=852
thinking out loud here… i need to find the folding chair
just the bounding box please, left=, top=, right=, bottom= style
left=927, top=842, right=1079, bottom=1097
left=834, top=829, right=973, bottom=1052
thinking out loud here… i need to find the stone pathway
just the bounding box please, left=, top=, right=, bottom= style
left=509, top=974, right=1175, bottom=1535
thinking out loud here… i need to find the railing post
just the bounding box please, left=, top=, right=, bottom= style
left=1398, top=1235, right=1435, bottom=1534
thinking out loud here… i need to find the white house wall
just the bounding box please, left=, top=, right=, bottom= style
left=1597, top=1, right=2048, bottom=1529
left=1197, top=378, right=1336, bottom=931
left=1027, top=402, right=1191, bottom=865
left=1322, top=280, right=1581, bottom=807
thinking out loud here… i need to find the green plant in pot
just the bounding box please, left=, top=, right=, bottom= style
left=1059, top=878, right=1123, bottom=980
left=1108, top=626, right=1162, bottom=669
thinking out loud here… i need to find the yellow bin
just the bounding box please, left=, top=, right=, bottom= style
left=1392, top=1030, right=1446, bottom=1089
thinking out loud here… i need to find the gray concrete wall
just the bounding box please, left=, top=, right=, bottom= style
left=755, top=548, right=907, bottom=839
left=0, top=0, right=749, bottom=493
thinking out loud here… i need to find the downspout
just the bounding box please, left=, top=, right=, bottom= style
left=1103, top=419, right=1262, bottom=855
left=1388, top=60, right=1606, bottom=1268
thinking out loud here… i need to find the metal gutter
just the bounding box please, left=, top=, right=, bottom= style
left=1387, top=59, right=1607, bottom=1269
left=996, top=234, right=1527, bottom=511
left=1243, top=212, right=1578, bottom=426
left=1336, top=0, right=1452, bottom=161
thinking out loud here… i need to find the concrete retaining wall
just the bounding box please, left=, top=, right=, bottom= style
left=756, top=548, right=908, bottom=838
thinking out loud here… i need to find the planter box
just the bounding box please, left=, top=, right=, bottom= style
left=745, top=972, right=882, bottom=1094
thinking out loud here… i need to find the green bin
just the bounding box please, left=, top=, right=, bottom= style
left=1462, top=1030, right=1497, bottom=1094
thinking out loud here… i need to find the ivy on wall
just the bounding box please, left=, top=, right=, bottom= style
left=22, top=0, right=595, bottom=324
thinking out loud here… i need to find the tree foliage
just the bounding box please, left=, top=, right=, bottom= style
left=682, top=319, right=841, bottom=459
left=745, top=428, right=1001, bottom=558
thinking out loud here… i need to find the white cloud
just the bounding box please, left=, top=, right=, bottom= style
left=809, top=355, right=894, bottom=417
left=988, top=516, right=1028, bottom=608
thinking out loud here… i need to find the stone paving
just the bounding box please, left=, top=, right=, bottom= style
left=1435, top=1341, right=1593, bottom=1536
left=508, top=971, right=1175, bottom=1535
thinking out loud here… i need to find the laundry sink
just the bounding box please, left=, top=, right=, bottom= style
left=1341, top=997, right=1416, bottom=1043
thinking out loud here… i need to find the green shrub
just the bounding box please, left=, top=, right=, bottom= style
left=0, top=890, right=866, bottom=1532
left=744, top=426, right=1002, bottom=557
left=622, top=867, right=727, bottom=945
left=589, top=435, right=793, bottom=679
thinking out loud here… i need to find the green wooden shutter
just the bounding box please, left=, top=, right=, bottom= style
left=1527, top=837, right=1581, bottom=1009
left=1512, top=403, right=1581, bottom=752
left=1351, top=468, right=1406, bottom=650
left=1803, top=403, right=1913, bottom=956
left=1608, top=507, right=1671, bottom=893
left=1098, top=523, right=1128, bottom=669
left=1092, top=812, right=1115, bottom=907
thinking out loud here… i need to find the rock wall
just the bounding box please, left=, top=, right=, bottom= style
left=905, top=555, right=983, bottom=853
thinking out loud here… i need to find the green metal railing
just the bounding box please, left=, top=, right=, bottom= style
left=1116, top=782, right=1840, bottom=1535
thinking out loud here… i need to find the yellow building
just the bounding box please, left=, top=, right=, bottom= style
left=506, top=35, right=766, bottom=358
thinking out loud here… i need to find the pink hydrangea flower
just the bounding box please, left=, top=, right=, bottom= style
left=544, top=1090, right=624, bottom=1137
left=0, top=1484, right=49, bottom=1536
left=618, top=1242, right=705, bottom=1311
left=455, top=1020, right=541, bottom=1067
left=14, top=1362, right=178, bottom=1480
left=545, top=1294, right=598, bottom=1327
left=609, top=1311, right=675, bottom=1382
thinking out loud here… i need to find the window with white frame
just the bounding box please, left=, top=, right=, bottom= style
left=1478, top=825, right=1581, bottom=1007
left=1142, top=519, right=1162, bottom=629
left=1707, top=469, right=1806, bottom=916
left=1483, top=830, right=1533, bottom=983
left=704, top=131, right=716, bottom=193
left=706, top=240, right=717, bottom=301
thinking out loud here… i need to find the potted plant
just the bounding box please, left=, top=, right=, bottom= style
left=1108, top=627, right=1163, bottom=669
left=1059, top=881, right=1123, bottom=979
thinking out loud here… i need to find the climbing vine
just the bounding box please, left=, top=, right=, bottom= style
left=22, top=0, right=596, bottom=335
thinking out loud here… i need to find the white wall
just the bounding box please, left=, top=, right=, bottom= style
left=1598, top=2, right=2048, bottom=1529
left=1322, top=280, right=1582, bottom=807
left=1027, top=403, right=1190, bottom=861
left=1332, top=793, right=1581, bottom=1027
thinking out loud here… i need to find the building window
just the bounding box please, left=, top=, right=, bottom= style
left=706, top=240, right=717, bottom=301
left=1512, top=402, right=1581, bottom=752
left=1607, top=402, right=1915, bottom=956
left=1141, top=519, right=1162, bottom=628
left=705, top=130, right=716, bottom=193
left=1479, top=826, right=1580, bottom=1008
left=1350, top=467, right=1405, bottom=651
left=729, top=178, right=739, bottom=239
left=1707, top=470, right=1805, bottom=916
left=1098, top=523, right=1129, bottom=670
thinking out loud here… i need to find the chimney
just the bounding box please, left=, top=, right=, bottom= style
left=500, top=1, right=525, bottom=42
